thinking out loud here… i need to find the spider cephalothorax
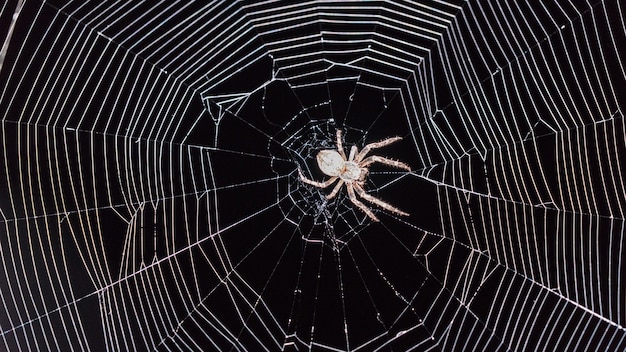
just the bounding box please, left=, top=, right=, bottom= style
left=299, top=130, right=411, bottom=222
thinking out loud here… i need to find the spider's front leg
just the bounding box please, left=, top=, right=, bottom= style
left=298, top=169, right=339, bottom=188
left=336, top=129, right=360, bottom=162
left=336, top=130, right=347, bottom=160
left=354, top=136, right=403, bottom=162
left=360, top=155, right=411, bottom=171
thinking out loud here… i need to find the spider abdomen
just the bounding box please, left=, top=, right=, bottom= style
left=316, top=150, right=345, bottom=176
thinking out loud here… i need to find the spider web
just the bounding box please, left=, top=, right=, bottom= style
left=0, top=0, right=625, bottom=351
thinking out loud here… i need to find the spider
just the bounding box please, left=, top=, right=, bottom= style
left=299, top=129, right=411, bottom=222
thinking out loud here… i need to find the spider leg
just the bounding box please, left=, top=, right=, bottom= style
left=354, top=183, right=409, bottom=217
left=359, top=155, right=411, bottom=171
left=354, top=136, right=403, bottom=162
left=299, top=169, right=339, bottom=188
left=348, top=145, right=358, bottom=161
left=346, top=183, right=379, bottom=222
left=336, top=130, right=347, bottom=160
left=326, top=179, right=344, bottom=199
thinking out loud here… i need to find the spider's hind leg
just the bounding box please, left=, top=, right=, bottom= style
left=326, top=179, right=344, bottom=200
left=346, top=183, right=379, bottom=222
left=298, top=169, right=339, bottom=188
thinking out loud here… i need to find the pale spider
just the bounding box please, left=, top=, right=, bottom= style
left=298, top=130, right=411, bottom=222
